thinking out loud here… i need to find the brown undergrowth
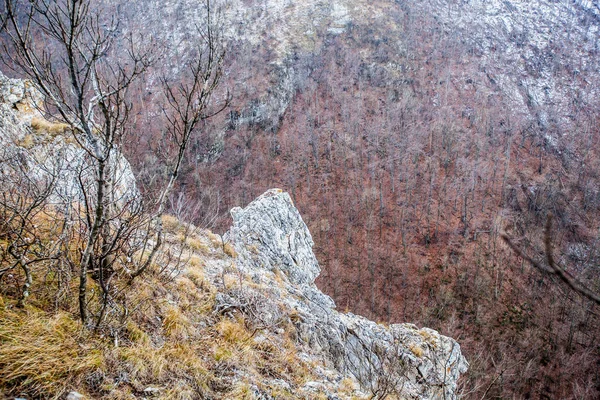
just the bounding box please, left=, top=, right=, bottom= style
left=0, top=213, right=314, bottom=399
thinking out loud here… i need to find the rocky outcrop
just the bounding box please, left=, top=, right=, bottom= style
left=224, top=189, right=468, bottom=399
left=0, top=72, right=138, bottom=204
left=227, top=189, right=321, bottom=286
left=1, top=72, right=468, bottom=399
left=417, top=0, right=600, bottom=132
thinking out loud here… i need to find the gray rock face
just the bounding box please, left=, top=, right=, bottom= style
left=0, top=73, right=44, bottom=109
left=228, top=189, right=320, bottom=285
left=226, top=189, right=468, bottom=399
left=0, top=72, right=138, bottom=204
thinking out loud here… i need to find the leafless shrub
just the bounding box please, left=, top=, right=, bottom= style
left=0, top=0, right=228, bottom=329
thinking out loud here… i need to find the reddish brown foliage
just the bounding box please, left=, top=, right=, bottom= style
left=122, top=7, right=600, bottom=400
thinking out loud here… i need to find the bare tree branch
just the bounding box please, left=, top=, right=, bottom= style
left=1, top=0, right=227, bottom=327
left=502, top=214, right=600, bottom=306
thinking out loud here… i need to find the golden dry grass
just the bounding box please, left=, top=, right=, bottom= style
left=215, top=317, right=250, bottom=344
left=223, top=242, right=237, bottom=258
left=186, top=236, right=211, bottom=254
left=163, top=305, right=192, bottom=340
left=16, top=134, right=35, bottom=149
left=408, top=343, right=424, bottom=358
left=206, top=231, right=222, bottom=247
left=117, top=342, right=209, bottom=384
left=0, top=205, right=316, bottom=399
left=30, top=116, right=70, bottom=135
left=161, top=214, right=182, bottom=233
left=187, top=255, right=204, bottom=268
left=0, top=306, right=104, bottom=399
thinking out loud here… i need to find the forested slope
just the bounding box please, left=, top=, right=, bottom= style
left=111, top=0, right=600, bottom=397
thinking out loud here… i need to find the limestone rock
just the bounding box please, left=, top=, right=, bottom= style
left=143, top=387, right=161, bottom=396
left=0, top=73, right=43, bottom=117
left=225, top=189, right=468, bottom=399
left=228, top=189, right=320, bottom=285
left=0, top=71, right=138, bottom=204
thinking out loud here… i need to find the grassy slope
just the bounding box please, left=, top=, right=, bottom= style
left=0, top=215, right=365, bottom=400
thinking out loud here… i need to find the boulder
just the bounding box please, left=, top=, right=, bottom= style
left=0, top=71, right=138, bottom=205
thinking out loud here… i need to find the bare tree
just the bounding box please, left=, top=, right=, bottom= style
left=0, top=145, right=59, bottom=308
left=0, top=0, right=228, bottom=327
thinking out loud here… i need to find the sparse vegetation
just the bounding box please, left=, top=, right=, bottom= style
left=0, top=308, right=104, bottom=398
left=0, top=0, right=228, bottom=330
left=160, top=2, right=600, bottom=397
left=30, top=117, right=70, bottom=136
left=0, top=219, right=322, bottom=398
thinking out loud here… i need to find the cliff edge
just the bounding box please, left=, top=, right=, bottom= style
left=222, top=189, right=468, bottom=399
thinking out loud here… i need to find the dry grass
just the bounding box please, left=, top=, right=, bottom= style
left=117, top=342, right=209, bottom=384
left=16, top=133, right=35, bottom=149
left=408, top=344, right=424, bottom=358
left=161, top=214, right=182, bottom=233
left=124, top=320, right=150, bottom=345
left=163, top=305, right=192, bottom=340
left=223, top=242, right=237, bottom=258
left=215, top=317, right=250, bottom=344
left=0, top=306, right=104, bottom=399
left=338, top=377, right=361, bottom=395
left=30, top=116, right=70, bottom=135
left=174, top=231, right=211, bottom=255
left=188, top=255, right=204, bottom=268
left=186, top=236, right=211, bottom=254
left=185, top=267, right=211, bottom=293
left=206, top=231, right=222, bottom=247
left=205, top=231, right=237, bottom=258
left=227, top=381, right=254, bottom=399
left=0, top=206, right=317, bottom=399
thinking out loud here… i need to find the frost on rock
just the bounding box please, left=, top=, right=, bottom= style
left=226, top=189, right=468, bottom=399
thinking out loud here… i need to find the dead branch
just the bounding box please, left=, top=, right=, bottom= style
left=502, top=214, right=600, bottom=306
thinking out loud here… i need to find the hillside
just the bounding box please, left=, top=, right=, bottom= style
left=3, top=0, right=600, bottom=398
left=115, top=0, right=600, bottom=398
left=0, top=74, right=468, bottom=398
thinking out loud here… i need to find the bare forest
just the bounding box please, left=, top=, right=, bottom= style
left=2, top=0, right=600, bottom=398
left=132, top=3, right=600, bottom=398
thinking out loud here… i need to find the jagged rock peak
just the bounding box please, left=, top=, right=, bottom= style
left=225, top=189, right=468, bottom=399
left=228, top=188, right=321, bottom=285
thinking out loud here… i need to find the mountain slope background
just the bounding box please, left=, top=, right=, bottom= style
left=17, top=0, right=600, bottom=398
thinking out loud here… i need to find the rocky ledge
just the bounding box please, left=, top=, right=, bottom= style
left=221, top=189, right=468, bottom=399
left=0, top=71, right=467, bottom=399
